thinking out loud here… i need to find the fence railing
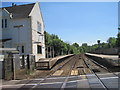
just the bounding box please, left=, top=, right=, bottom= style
left=1, top=52, right=35, bottom=80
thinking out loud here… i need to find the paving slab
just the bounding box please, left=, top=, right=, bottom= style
left=77, top=79, right=90, bottom=88
left=52, top=70, right=63, bottom=76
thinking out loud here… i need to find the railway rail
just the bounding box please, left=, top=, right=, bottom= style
left=22, top=55, right=77, bottom=89
left=60, top=55, right=78, bottom=89
left=82, top=54, right=119, bottom=90
left=82, top=56, right=108, bottom=90
left=86, top=56, right=119, bottom=76
left=85, top=53, right=119, bottom=66
left=18, top=55, right=81, bottom=89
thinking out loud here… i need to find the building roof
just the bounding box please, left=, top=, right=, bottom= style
left=4, top=3, right=35, bottom=19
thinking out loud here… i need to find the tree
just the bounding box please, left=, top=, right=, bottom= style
left=45, top=31, right=118, bottom=55
left=116, top=33, right=120, bottom=47
left=100, top=42, right=108, bottom=49
left=44, top=31, right=81, bottom=56
left=107, top=37, right=116, bottom=48
left=116, top=32, right=120, bottom=52
left=72, top=43, right=79, bottom=48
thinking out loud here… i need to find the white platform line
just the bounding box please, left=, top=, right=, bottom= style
left=1, top=76, right=118, bottom=88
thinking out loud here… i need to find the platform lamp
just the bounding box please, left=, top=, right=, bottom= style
left=13, top=25, right=24, bottom=53
left=97, top=40, right=101, bottom=54
left=13, top=25, right=24, bottom=79
left=14, top=25, right=25, bottom=69
left=61, top=46, right=64, bottom=55
left=118, top=26, right=120, bottom=59
left=118, top=25, right=120, bottom=32
left=45, top=44, right=49, bottom=58
left=118, top=26, right=120, bottom=67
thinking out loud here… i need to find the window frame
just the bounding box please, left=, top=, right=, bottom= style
left=5, top=19, right=7, bottom=28
left=21, top=46, right=24, bottom=53
left=37, top=21, right=41, bottom=32
left=2, top=19, right=4, bottom=28
left=37, top=45, right=42, bottom=54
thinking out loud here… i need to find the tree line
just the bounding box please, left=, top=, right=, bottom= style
left=45, top=31, right=120, bottom=57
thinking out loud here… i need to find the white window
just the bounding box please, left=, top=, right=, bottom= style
left=38, top=35, right=40, bottom=42
left=37, top=22, right=41, bottom=32
left=1, top=19, right=7, bottom=28
left=37, top=45, right=42, bottom=54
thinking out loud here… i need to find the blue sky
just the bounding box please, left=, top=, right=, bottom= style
left=2, top=2, right=118, bottom=45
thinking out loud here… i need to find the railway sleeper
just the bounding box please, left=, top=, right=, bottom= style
left=78, top=69, right=85, bottom=75
left=77, top=65, right=84, bottom=68
left=92, top=68, right=100, bottom=72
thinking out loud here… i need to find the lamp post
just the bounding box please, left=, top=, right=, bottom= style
left=118, top=26, right=120, bottom=66
left=13, top=25, right=24, bottom=69
left=13, top=25, right=24, bottom=53
left=52, top=46, right=54, bottom=58
left=61, top=46, right=64, bottom=55
left=118, top=25, right=120, bottom=32
left=97, top=40, right=100, bottom=54
left=45, top=44, right=49, bottom=58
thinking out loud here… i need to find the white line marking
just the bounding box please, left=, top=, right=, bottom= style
left=40, top=82, right=63, bottom=85
left=1, top=84, right=38, bottom=88
left=1, top=76, right=118, bottom=88
left=101, top=76, right=118, bottom=80
left=46, top=75, right=79, bottom=80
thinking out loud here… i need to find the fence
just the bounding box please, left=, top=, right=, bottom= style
left=90, top=48, right=118, bottom=55
left=3, top=52, right=14, bottom=80
left=1, top=52, right=35, bottom=80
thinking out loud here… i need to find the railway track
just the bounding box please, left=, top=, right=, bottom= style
left=60, top=55, right=78, bottom=89
left=20, top=54, right=118, bottom=89
left=18, top=55, right=81, bottom=89
left=86, top=57, right=119, bottom=76
left=23, top=55, right=76, bottom=90
left=83, top=58, right=108, bottom=90
left=82, top=54, right=119, bottom=90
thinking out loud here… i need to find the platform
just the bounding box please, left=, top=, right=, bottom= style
left=85, top=53, right=119, bottom=66
left=35, top=54, right=74, bottom=69
left=86, top=53, right=118, bottom=60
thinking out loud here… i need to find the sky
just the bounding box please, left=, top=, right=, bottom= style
left=1, top=2, right=118, bottom=45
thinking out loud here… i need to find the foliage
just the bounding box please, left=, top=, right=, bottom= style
left=116, top=32, right=120, bottom=47
left=44, top=31, right=80, bottom=57
left=107, top=37, right=116, bottom=48
left=45, top=31, right=119, bottom=56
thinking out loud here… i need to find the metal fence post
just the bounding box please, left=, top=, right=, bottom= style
left=27, top=55, right=30, bottom=70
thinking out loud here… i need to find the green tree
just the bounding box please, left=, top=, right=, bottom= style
left=107, top=37, right=116, bottom=48
left=100, top=42, right=108, bottom=49
left=116, top=33, right=120, bottom=47
left=116, top=32, right=120, bottom=52
left=72, top=43, right=79, bottom=48
left=45, top=31, right=81, bottom=56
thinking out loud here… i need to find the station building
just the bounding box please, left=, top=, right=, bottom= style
left=0, top=2, right=45, bottom=62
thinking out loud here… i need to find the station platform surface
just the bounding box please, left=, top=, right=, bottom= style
left=86, top=53, right=118, bottom=60
left=36, top=54, right=74, bottom=69
left=38, top=54, right=74, bottom=62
